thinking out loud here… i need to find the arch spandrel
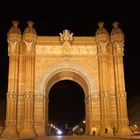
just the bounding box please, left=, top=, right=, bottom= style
left=35, top=61, right=98, bottom=97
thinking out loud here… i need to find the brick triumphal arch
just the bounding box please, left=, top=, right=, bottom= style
left=2, top=21, right=131, bottom=137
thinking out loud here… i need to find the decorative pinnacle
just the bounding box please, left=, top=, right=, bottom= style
left=27, top=21, right=34, bottom=27
left=12, top=20, right=19, bottom=27
left=112, top=21, right=119, bottom=28
left=98, top=21, right=104, bottom=28
left=111, top=21, right=124, bottom=37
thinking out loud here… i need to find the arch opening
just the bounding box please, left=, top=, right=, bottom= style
left=48, top=80, right=85, bottom=135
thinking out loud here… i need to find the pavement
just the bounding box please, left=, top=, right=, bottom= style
left=0, top=135, right=140, bottom=140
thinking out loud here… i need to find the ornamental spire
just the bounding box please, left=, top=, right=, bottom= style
left=23, top=21, right=36, bottom=35
left=7, top=20, right=21, bottom=36
left=96, top=21, right=109, bottom=35
left=111, top=21, right=124, bottom=37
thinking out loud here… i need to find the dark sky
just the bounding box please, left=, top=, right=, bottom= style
left=0, top=0, right=140, bottom=129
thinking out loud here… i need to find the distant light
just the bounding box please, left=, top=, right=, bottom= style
left=57, top=130, right=62, bottom=135
left=134, top=124, right=138, bottom=128
left=83, top=120, right=86, bottom=123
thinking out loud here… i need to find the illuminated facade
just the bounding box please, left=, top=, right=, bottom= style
left=2, top=21, right=131, bottom=137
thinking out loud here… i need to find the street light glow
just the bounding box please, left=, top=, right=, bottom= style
left=57, top=130, right=62, bottom=135
left=83, top=120, right=86, bottom=123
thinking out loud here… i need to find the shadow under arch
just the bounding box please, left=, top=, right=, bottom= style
left=48, top=79, right=85, bottom=135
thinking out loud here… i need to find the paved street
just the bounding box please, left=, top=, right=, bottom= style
left=1, top=136, right=140, bottom=140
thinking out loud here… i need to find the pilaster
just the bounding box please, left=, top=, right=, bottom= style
left=20, top=94, right=35, bottom=137
left=90, top=94, right=100, bottom=135
left=84, top=95, right=91, bottom=135
left=111, top=22, right=131, bottom=135
left=17, top=29, right=26, bottom=134
left=34, top=95, right=47, bottom=136
left=20, top=21, right=37, bottom=137
left=95, top=22, right=112, bottom=135
left=2, top=21, right=21, bottom=137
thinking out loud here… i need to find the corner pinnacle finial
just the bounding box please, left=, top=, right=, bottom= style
left=27, top=21, right=34, bottom=27
left=23, top=20, right=36, bottom=35
left=111, top=21, right=124, bottom=37
left=98, top=21, right=104, bottom=28
left=12, top=20, right=19, bottom=27
left=96, top=21, right=109, bottom=36
left=112, top=21, right=119, bottom=28
left=7, top=20, right=21, bottom=35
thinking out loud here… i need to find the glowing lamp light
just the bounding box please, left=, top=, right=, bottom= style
left=83, top=120, right=86, bottom=123
left=57, top=130, right=62, bottom=135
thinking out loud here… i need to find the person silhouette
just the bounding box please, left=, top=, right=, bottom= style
left=91, top=125, right=97, bottom=136
left=113, top=127, right=116, bottom=136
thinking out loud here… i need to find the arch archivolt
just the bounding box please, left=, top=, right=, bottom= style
left=34, top=60, right=98, bottom=135
left=35, top=60, right=98, bottom=98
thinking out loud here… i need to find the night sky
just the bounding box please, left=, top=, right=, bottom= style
left=0, top=0, right=140, bottom=129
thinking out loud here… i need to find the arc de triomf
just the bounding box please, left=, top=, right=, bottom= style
left=2, top=20, right=131, bottom=137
